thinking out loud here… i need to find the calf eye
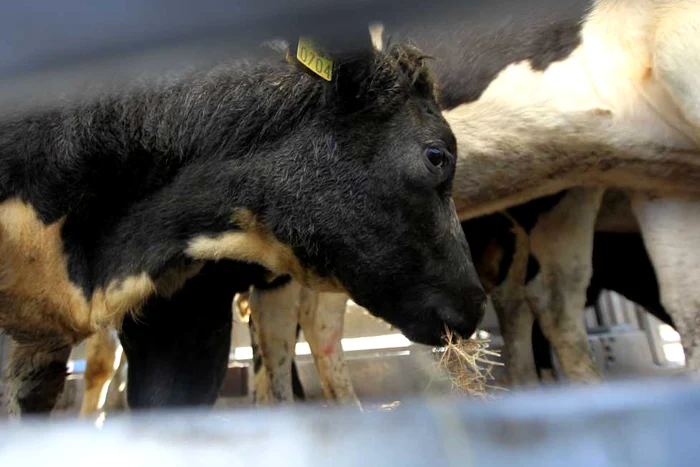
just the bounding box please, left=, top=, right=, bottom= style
left=425, top=147, right=446, bottom=168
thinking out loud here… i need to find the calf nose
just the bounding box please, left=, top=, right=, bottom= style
left=437, top=286, right=487, bottom=338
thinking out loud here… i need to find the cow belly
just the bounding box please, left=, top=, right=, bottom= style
left=449, top=96, right=700, bottom=220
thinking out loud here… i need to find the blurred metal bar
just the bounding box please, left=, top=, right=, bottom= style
left=0, top=0, right=577, bottom=114
left=1, top=379, right=699, bottom=466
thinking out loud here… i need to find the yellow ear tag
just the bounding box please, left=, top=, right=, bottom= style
left=295, top=37, right=333, bottom=81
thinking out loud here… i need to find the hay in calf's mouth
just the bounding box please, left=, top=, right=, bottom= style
left=436, top=329, right=503, bottom=397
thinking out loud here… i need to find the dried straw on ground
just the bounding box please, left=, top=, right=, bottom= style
left=437, top=329, right=503, bottom=397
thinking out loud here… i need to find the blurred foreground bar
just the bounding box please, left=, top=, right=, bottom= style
left=1, top=378, right=697, bottom=467
left=0, top=0, right=570, bottom=114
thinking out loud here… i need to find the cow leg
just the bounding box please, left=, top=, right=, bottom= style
left=102, top=349, right=127, bottom=412
left=248, top=279, right=301, bottom=404
left=79, top=328, right=120, bottom=417
left=654, top=3, right=700, bottom=131
left=487, top=217, right=539, bottom=387
left=248, top=316, right=269, bottom=403
left=492, top=292, right=538, bottom=388
left=525, top=187, right=604, bottom=384
left=234, top=290, right=272, bottom=402
left=239, top=289, right=276, bottom=403
left=298, top=290, right=360, bottom=408
left=631, top=195, right=700, bottom=374
left=4, top=336, right=71, bottom=417
left=290, top=358, right=306, bottom=401
left=237, top=289, right=293, bottom=403
left=532, top=320, right=558, bottom=384
left=249, top=315, right=306, bottom=403
left=248, top=313, right=270, bottom=404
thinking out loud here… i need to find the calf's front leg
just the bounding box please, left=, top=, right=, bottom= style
left=5, top=335, right=71, bottom=417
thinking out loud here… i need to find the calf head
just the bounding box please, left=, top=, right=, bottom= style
left=181, top=39, right=486, bottom=346
left=247, top=41, right=484, bottom=345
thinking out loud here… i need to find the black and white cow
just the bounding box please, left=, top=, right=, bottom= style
left=0, top=37, right=488, bottom=416
left=410, top=0, right=700, bottom=375
left=243, top=0, right=700, bottom=402
left=383, top=0, right=700, bottom=378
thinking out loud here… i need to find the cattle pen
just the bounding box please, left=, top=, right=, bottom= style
left=2, top=0, right=700, bottom=466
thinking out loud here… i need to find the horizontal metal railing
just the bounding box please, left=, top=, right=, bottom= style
left=2, top=379, right=699, bottom=466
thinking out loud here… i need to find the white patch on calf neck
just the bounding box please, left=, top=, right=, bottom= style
left=91, top=273, right=157, bottom=330
left=186, top=231, right=292, bottom=272
left=185, top=208, right=345, bottom=293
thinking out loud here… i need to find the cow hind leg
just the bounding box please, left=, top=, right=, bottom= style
left=493, top=292, right=539, bottom=388
left=249, top=317, right=305, bottom=403
left=290, top=351, right=306, bottom=401
left=631, top=195, right=700, bottom=374
left=249, top=280, right=301, bottom=404
left=5, top=337, right=71, bottom=417
left=248, top=313, right=271, bottom=404
left=80, top=328, right=120, bottom=417
left=486, top=216, right=540, bottom=387
left=298, top=290, right=360, bottom=409
left=532, top=321, right=559, bottom=384
left=525, top=187, right=604, bottom=384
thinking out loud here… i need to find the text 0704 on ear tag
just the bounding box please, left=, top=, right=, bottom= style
left=296, top=37, right=333, bottom=82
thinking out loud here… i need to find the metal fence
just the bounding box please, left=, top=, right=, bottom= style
left=2, top=378, right=699, bottom=467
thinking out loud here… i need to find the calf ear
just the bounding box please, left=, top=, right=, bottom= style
left=331, top=48, right=385, bottom=111
left=329, top=30, right=407, bottom=114
left=289, top=27, right=420, bottom=113
left=332, top=38, right=434, bottom=114
left=287, top=29, right=391, bottom=112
